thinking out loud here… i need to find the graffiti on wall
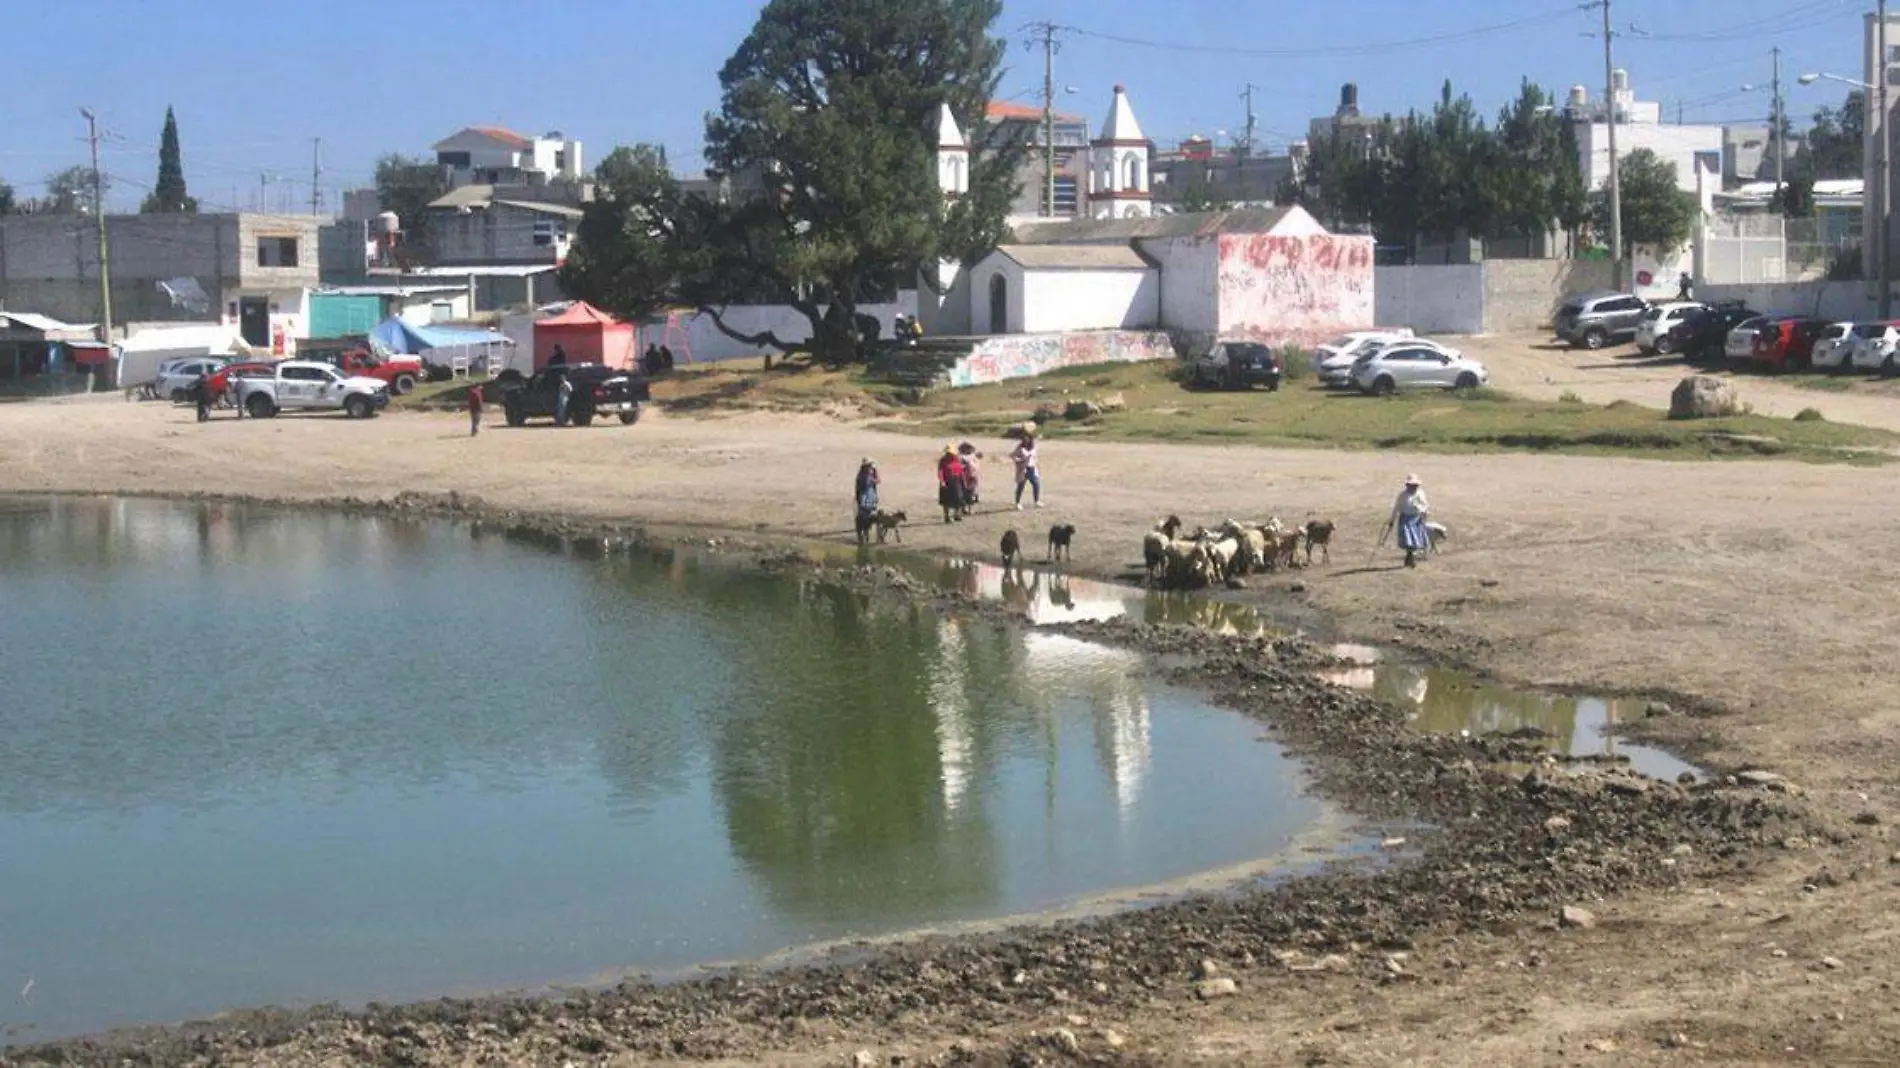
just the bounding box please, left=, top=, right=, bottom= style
left=1216, top=233, right=1375, bottom=347
left=948, top=330, right=1174, bottom=388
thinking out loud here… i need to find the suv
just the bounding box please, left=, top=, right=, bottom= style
left=493, top=363, right=651, bottom=426
left=1667, top=303, right=1759, bottom=362
left=1554, top=292, right=1648, bottom=350
left=1190, top=341, right=1282, bottom=391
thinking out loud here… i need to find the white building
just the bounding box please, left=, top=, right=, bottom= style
left=431, top=126, right=583, bottom=189
left=1567, top=71, right=1723, bottom=194
left=1089, top=85, right=1154, bottom=219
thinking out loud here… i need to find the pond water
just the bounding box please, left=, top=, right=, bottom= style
left=0, top=497, right=1337, bottom=1042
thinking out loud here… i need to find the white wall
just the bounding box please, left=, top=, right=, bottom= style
left=1021, top=269, right=1157, bottom=333
left=1374, top=265, right=1483, bottom=334
left=634, top=294, right=920, bottom=363
left=917, top=261, right=973, bottom=335
left=1577, top=121, right=1723, bottom=192
left=967, top=256, right=1024, bottom=334
left=393, top=291, right=472, bottom=326
left=1140, top=235, right=1219, bottom=333
left=1694, top=280, right=1887, bottom=322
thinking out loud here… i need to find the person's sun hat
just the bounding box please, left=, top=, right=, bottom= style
left=1404, top=473, right=1420, bottom=486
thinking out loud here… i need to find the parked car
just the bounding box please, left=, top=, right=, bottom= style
left=1750, top=316, right=1830, bottom=371
left=1808, top=322, right=1859, bottom=370
left=1634, top=301, right=1706, bottom=355
left=1190, top=341, right=1283, bottom=391
left=1723, top=316, right=1769, bottom=362
left=1312, top=330, right=1413, bottom=387
left=1848, top=321, right=1900, bottom=372
left=1352, top=344, right=1489, bottom=394
left=1554, top=292, right=1648, bottom=349
left=155, top=357, right=229, bottom=401
left=493, top=363, right=651, bottom=426
left=1667, top=303, right=1759, bottom=362
left=235, top=361, right=391, bottom=419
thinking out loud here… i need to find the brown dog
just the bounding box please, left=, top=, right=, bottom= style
left=873, top=509, right=908, bottom=543
left=1001, top=528, right=1022, bottom=571
left=1303, top=518, right=1335, bottom=566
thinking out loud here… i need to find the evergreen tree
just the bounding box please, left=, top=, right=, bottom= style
left=141, top=107, right=197, bottom=213
left=0, top=180, right=13, bottom=216
left=1592, top=148, right=1698, bottom=257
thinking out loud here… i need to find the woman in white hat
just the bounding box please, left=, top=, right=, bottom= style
left=1384, top=474, right=1432, bottom=568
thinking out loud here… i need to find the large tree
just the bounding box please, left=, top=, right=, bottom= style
left=141, top=106, right=197, bottom=213
left=563, top=0, right=1020, bottom=361
left=1482, top=81, right=1588, bottom=245
left=41, top=165, right=106, bottom=214
left=374, top=153, right=450, bottom=263
left=1804, top=91, right=1863, bottom=180
left=1593, top=148, right=1698, bottom=256
left=556, top=145, right=685, bottom=322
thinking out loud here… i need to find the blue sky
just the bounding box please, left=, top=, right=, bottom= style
left=0, top=0, right=1872, bottom=213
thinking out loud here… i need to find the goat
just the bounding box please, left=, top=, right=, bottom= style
left=1268, top=529, right=1304, bottom=570
left=1302, top=518, right=1335, bottom=566
left=1158, top=514, right=1184, bottom=540
left=1000, top=528, right=1022, bottom=571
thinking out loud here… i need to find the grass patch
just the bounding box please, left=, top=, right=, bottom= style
left=641, top=358, right=1899, bottom=463
left=1793, top=376, right=1855, bottom=393
left=1793, top=407, right=1826, bottom=422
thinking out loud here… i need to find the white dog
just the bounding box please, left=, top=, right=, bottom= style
left=1425, top=520, right=1449, bottom=553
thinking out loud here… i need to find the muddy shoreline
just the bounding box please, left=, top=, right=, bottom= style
left=0, top=490, right=1823, bottom=1067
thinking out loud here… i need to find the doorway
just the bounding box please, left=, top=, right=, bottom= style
left=988, top=273, right=1010, bottom=334
left=238, top=297, right=270, bottom=348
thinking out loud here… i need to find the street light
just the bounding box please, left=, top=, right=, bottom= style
left=1801, top=69, right=1886, bottom=315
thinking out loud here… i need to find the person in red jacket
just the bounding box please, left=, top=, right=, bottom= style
left=467, top=382, right=484, bottom=437
left=936, top=445, right=967, bottom=524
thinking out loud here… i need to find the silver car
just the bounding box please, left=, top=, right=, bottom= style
left=1554, top=292, right=1648, bottom=350
left=154, top=357, right=228, bottom=401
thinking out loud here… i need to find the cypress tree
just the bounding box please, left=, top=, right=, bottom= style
left=142, top=107, right=196, bottom=213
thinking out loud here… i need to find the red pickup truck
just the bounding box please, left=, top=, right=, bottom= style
left=299, top=339, right=425, bottom=395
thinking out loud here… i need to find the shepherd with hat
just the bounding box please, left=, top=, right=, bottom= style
left=936, top=443, right=968, bottom=524
left=1381, top=474, right=1432, bottom=568
left=853, top=457, right=881, bottom=544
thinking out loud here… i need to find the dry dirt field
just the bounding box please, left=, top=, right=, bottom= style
left=4, top=370, right=1900, bottom=1065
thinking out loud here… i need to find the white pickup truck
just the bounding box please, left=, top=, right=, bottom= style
left=235, top=360, right=391, bottom=419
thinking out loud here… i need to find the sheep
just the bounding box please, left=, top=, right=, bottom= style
left=1142, top=530, right=1170, bottom=582
left=1303, top=518, right=1336, bottom=566
left=1233, top=526, right=1268, bottom=575
left=1267, top=529, right=1304, bottom=570
left=1163, top=538, right=1203, bottom=587
left=1196, top=536, right=1240, bottom=584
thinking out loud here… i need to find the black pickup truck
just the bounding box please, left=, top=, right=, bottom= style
left=493, top=363, right=651, bottom=426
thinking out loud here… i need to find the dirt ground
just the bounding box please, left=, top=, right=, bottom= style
left=4, top=387, right=1900, bottom=1066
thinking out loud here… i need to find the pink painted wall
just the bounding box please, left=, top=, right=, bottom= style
left=1214, top=233, right=1375, bottom=347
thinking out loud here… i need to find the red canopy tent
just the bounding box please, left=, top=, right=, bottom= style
left=533, top=302, right=635, bottom=371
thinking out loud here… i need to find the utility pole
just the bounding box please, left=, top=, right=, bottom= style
left=1881, top=0, right=1892, bottom=317
left=1027, top=21, right=1061, bottom=217
left=1771, top=46, right=1785, bottom=198
left=310, top=137, right=323, bottom=216
left=79, top=107, right=112, bottom=361
left=1240, top=83, right=1259, bottom=159
left=1596, top=0, right=1624, bottom=289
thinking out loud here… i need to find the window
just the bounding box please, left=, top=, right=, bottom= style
left=256, top=236, right=299, bottom=268
left=283, top=365, right=326, bottom=382
left=1049, top=176, right=1079, bottom=215
left=532, top=220, right=565, bottom=247
left=437, top=151, right=471, bottom=168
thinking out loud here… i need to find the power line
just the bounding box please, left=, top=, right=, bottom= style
left=1623, top=0, right=1856, bottom=42
left=1057, top=3, right=1582, bottom=58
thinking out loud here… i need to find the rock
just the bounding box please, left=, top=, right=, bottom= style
left=1770, top=948, right=1789, bottom=958
left=1290, top=954, right=1351, bottom=975
left=1063, top=399, right=1101, bottom=420
left=1097, top=391, right=1127, bottom=413
left=1543, top=816, right=1572, bottom=835
left=1852, top=811, right=1881, bottom=825
left=1671, top=843, right=1695, bottom=857
left=1668, top=374, right=1742, bottom=420
left=1193, top=977, right=1239, bottom=1000
left=1645, top=701, right=1675, bottom=718
left=1605, top=776, right=1650, bottom=796
left=1560, top=905, right=1598, bottom=930
left=851, top=1051, right=877, bottom=1068
left=1288, top=580, right=1308, bottom=593
left=1889, top=851, right=1900, bottom=865
left=1011, top=970, right=1029, bottom=986
left=1032, top=404, right=1060, bottom=424
left=1101, top=1030, right=1126, bottom=1050
left=1821, top=956, right=1845, bottom=970
left=1225, top=577, right=1248, bottom=590
left=1378, top=836, right=1407, bottom=850
left=1044, top=1029, right=1080, bottom=1056
left=1194, top=959, right=1223, bottom=980
left=1737, top=769, right=1786, bottom=788
left=1586, top=1038, right=1620, bottom=1053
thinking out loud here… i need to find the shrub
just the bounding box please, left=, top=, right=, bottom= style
left=1794, top=407, right=1826, bottom=422
left=1558, top=390, right=1584, bottom=405
left=1278, top=346, right=1313, bottom=377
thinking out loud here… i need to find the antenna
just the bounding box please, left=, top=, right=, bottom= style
left=310, top=137, right=323, bottom=216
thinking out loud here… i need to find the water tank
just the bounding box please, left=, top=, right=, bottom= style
left=1340, top=83, right=1359, bottom=114
left=376, top=210, right=400, bottom=234
left=1611, top=68, right=1629, bottom=92
left=1567, top=85, right=1588, bottom=110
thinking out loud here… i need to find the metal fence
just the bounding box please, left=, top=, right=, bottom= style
left=1699, top=215, right=1859, bottom=284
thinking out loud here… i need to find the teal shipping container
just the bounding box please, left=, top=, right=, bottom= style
left=307, top=294, right=383, bottom=339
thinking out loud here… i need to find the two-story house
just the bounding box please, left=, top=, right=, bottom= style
left=432, top=126, right=583, bottom=189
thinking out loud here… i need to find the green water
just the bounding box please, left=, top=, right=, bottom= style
left=0, top=497, right=1335, bottom=1042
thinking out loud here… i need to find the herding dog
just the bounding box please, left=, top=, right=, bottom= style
left=1302, top=518, right=1336, bottom=566
left=1425, top=520, right=1449, bottom=554
left=873, top=509, right=908, bottom=543
left=1047, top=523, right=1077, bottom=562
left=1001, top=529, right=1023, bottom=571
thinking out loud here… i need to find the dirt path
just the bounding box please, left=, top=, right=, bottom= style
left=3, top=398, right=1899, bottom=1065
left=1457, top=330, right=1900, bottom=430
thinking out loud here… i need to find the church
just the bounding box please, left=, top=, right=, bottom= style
left=920, top=85, right=1375, bottom=349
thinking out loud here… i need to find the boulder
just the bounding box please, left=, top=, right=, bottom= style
left=1064, top=399, right=1102, bottom=420
left=1559, top=905, right=1598, bottom=929
left=1032, top=404, right=1061, bottom=424
left=1668, top=375, right=1741, bottom=420
left=1097, top=391, right=1128, bottom=413
left=1193, top=977, right=1239, bottom=999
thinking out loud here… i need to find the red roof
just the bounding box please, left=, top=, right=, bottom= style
left=986, top=100, right=1083, bottom=124
left=466, top=125, right=532, bottom=149
left=537, top=301, right=623, bottom=326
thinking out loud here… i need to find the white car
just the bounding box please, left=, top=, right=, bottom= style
left=1849, top=322, right=1900, bottom=372
left=1352, top=344, right=1489, bottom=394
left=1723, top=316, right=1768, bottom=362
left=1313, top=330, right=1414, bottom=387
left=1808, top=322, right=1859, bottom=370
left=154, top=357, right=229, bottom=401
left=1634, top=302, right=1705, bottom=355
left=235, top=361, right=390, bottom=418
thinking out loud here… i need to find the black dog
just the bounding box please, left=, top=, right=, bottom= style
left=1047, top=523, right=1076, bottom=562
left=873, top=509, right=908, bottom=543
left=1000, top=528, right=1022, bottom=571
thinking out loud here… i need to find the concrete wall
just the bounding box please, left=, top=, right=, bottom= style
left=1214, top=232, right=1375, bottom=346
left=967, top=255, right=1025, bottom=334
left=1021, top=268, right=1158, bottom=333
left=1140, top=235, right=1219, bottom=333
left=433, top=202, right=567, bottom=266
left=626, top=295, right=920, bottom=363
left=1373, top=265, right=1483, bottom=334
left=916, top=262, right=972, bottom=336
left=1694, top=280, right=1886, bottom=322
left=1577, top=121, right=1723, bottom=192
left=946, top=329, right=1174, bottom=388
left=1480, top=258, right=1618, bottom=332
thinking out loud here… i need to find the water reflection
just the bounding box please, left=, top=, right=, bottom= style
left=1320, top=645, right=1700, bottom=781
left=0, top=498, right=1330, bottom=1040
left=939, top=559, right=1276, bottom=637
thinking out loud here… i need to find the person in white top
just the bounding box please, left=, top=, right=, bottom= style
left=1383, top=474, right=1431, bottom=568
left=1009, top=432, right=1042, bottom=509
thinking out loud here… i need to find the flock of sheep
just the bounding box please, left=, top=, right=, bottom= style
left=1141, top=515, right=1336, bottom=589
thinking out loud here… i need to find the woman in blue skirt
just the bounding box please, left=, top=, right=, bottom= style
left=1385, top=474, right=1432, bottom=568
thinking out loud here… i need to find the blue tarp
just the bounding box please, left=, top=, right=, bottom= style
left=367, top=317, right=510, bottom=354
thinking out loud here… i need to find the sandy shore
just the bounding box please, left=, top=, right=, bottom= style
left=3, top=397, right=1899, bottom=1065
